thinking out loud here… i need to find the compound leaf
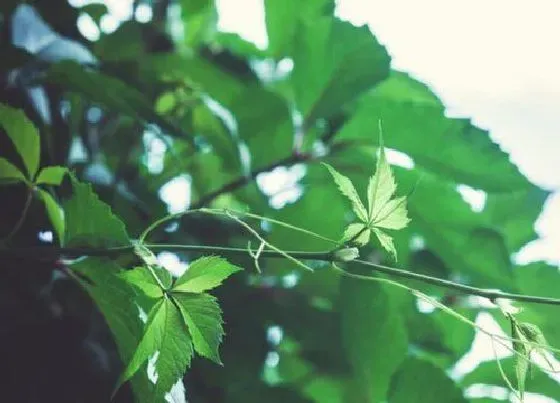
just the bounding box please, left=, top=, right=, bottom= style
left=173, top=256, right=242, bottom=294
left=323, top=163, right=367, bottom=222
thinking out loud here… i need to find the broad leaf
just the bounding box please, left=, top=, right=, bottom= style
left=119, top=266, right=164, bottom=299
left=341, top=276, right=407, bottom=401
left=323, top=163, right=367, bottom=221
left=293, top=17, right=390, bottom=123
left=0, top=104, right=40, bottom=178
left=35, top=166, right=67, bottom=185
left=62, top=175, right=130, bottom=247
left=389, top=358, right=467, bottom=403
left=174, top=293, right=224, bottom=364
left=37, top=189, right=65, bottom=244
left=337, top=72, right=530, bottom=192
left=0, top=157, right=26, bottom=183
left=71, top=257, right=153, bottom=401
left=173, top=256, right=242, bottom=293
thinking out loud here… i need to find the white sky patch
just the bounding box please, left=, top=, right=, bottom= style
left=143, top=129, right=167, bottom=175
left=77, top=13, right=100, bottom=41
left=265, top=351, right=280, bottom=368
left=159, top=175, right=192, bottom=214
left=215, top=0, right=268, bottom=49
left=257, top=164, right=306, bottom=209
left=135, top=4, right=153, bottom=23
left=456, top=184, right=487, bottom=213
left=164, top=379, right=187, bottom=403
left=157, top=251, right=188, bottom=277
left=147, top=351, right=160, bottom=384
left=385, top=148, right=414, bottom=170
left=266, top=325, right=284, bottom=346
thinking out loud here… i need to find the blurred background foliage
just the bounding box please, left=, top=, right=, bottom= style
left=0, top=0, right=559, bottom=402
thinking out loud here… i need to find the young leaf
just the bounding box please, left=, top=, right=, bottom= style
left=367, top=141, right=410, bottom=231
left=342, top=223, right=370, bottom=246
left=518, top=322, right=554, bottom=369
left=174, top=293, right=224, bottom=364
left=323, top=163, right=368, bottom=222
left=510, top=317, right=529, bottom=400
left=0, top=104, right=40, bottom=179
left=37, top=189, right=65, bottom=244
left=62, top=175, right=130, bottom=247
left=373, top=228, right=398, bottom=260
left=0, top=157, right=26, bottom=183
left=35, top=166, right=68, bottom=185
left=119, top=266, right=165, bottom=299
left=173, top=256, right=242, bottom=294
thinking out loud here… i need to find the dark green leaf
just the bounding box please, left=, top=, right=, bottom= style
left=293, top=17, right=390, bottom=123
left=389, top=358, right=467, bottom=402
left=62, top=175, right=130, bottom=247
left=174, top=293, right=224, bottom=364
left=173, top=256, right=242, bottom=293
left=0, top=104, right=40, bottom=178
left=340, top=276, right=407, bottom=401
left=337, top=72, right=530, bottom=192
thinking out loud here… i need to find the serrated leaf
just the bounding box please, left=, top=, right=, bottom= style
left=0, top=104, right=40, bottom=178
left=133, top=244, right=173, bottom=289
left=119, top=266, right=164, bottom=299
left=37, top=189, right=65, bottom=244
left=342, top=223, right=370, bottom=246
left=518, top=322, right=554, bottom=369
left=372, top=196, right=410, bottom=230
left=510, top=318, right=529, bottom=400
left=116, top=297, right=194, bottom=402
left=62, top=175, right=129, bottom=247
left=372, top=228, right=398, bottom=260
left=174, top=293, right=224, bottom=364
left=323, top=163, right=367, bottom=222
left=173, top=256, right=242, bottom=294
left=0, top=157, right=26, bottom=183
left=35, top=166, right=67, bottom=185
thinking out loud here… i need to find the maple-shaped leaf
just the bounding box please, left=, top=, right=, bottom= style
left=324, top=133, right=410, bottom=260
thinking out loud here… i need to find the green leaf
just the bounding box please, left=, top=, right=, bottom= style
left=174, top=293, right=224, bottom=364
left=342, top=223, right=370, bottom=246
left=117, top=297, right=194, bottom=401
left=0, top=157, right=26, bottom=183
left=510, top=317, right=529, bottom=400
left=173, top=256, right=242, bottom=293
left=119, top=266, right=164, bottom=299
left=35, top=166, right=67, bottom=185
left=337, top=72, right=530, bottom=192
left=133, top=244, right=173, bottom=289
left=372, top=227, right=398, bottom=260
left=62, top=175, right=130, bottom=247
left=37, top=189, right=65, bottom=244
left=389, top=358, right=467, bottom=403
left=71, top=257, right=153, bottom=401
left=293, top=17, right=390, bottom=123
left=0, top=103, right=40, bottom=178
left=340, top=276, right=407, bottom=401
left=323, top=163, right=367, bottom=222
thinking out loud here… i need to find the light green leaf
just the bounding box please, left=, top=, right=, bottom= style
left=37, top=189, right=65, bottom=244
left=323, top=163, right=367, bottom=222
left=133, top=244, right=173, bottom=289
left=372, top=228, right=397, bottom=260
left=511, top=319, right=529, bottom=400
left=119, top=266, right=164, bottom=299
left=0, top=104, right=40, bottom=178
left=367, top=139, right=395, bottom=218
left=117, top=299, right=167, bottom=389
left=342, top=223, right=370, bottom=246
left=62, top=175, right=130, bottom=247
left=293, top=17, right=390, bottom=123
left=35, top=166, right=67, bottom=185
left=174, top=293, right=224, bottom=364
left=173, top=256, right=242, bottom=294
left=0, top=157, right=26, bottom=183
left=341, top=275, right=407, bottom=402
left=373, top=196, right=410, bottom=230
left=117, top=297, right=194, bottom=402
left=390, top=358, right=467, bottom=403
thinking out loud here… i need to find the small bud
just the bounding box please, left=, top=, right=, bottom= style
left=333, top=247, right=359, bottom=262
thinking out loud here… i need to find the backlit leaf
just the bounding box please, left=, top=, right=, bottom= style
left=0, top=157, right=26, bottom=183
left=173, top=256, right=242, bottom=294
left=323, top=163, right=367, bottom=222
left=35, top=166, right=67, bottom=185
